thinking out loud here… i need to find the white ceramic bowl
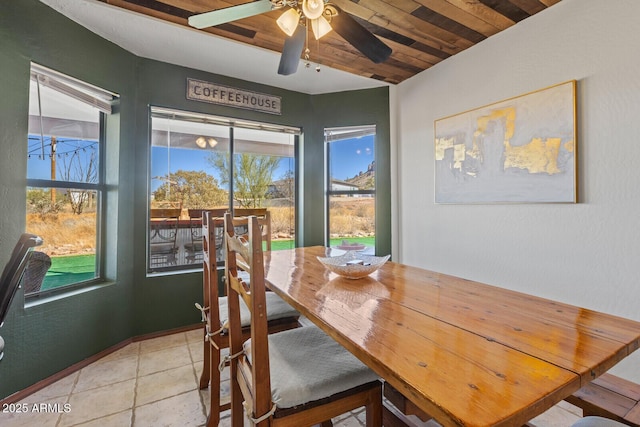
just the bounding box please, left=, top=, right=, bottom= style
left=317, top=251, right=390, bottom=279
left=336, top=241, right=366, bottom=251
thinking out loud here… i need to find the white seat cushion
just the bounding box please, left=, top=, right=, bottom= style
left=244, top=324, right=379, bottom=409
left=571, top=417, right=629, bottom=427
left=219, top=292, right=298, bottom=329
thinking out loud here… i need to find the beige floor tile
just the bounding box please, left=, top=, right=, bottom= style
left=188, top=340, right=204, bottom=363
left=72, top=409, right=132, bottom=427
left=138, top=345, right=191, bottom=377
left=0, top=397, right=67, bottom=427
left=139, top=333, right=188, bottom=354
left=136, top=364, right=198, bottom=406
left=220, top=380, right=230, bottom=401
left=194, top=360, right=205, bottom=381
left=201, top=379, right=230, bottom=418
left=217, top=409, right=250, bottom=427
left=220, top=366, right=230, bottom=382
left=199, top=388, right=211, bottom=414
left=134, top=390, right=206, bottom=427
left=74, top=355, right=138, bottom=393
left=26, top=372, right=78, bottom=401
left=332, top=416, right=364, bottom=427
left=98, top=342, right=140, bottom=364
left=528, top=403, right=581, bottom=427
left=185, top=328, right=203, bottom=344
left=59, top=379, right=135, bottom=426
left=3, top=329, right=587, bottom=427
left=555, top=399, right=583, bottom=417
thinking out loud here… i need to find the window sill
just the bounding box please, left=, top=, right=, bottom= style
left=24, top=280, right=117, bottom=309
left=146, top=267, right=202, bottom=278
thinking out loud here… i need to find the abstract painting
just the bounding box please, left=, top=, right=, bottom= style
left=434, top=81, right=576, bottom=203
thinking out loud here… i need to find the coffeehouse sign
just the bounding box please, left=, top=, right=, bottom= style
left=186, top=78, right=281, bottom=115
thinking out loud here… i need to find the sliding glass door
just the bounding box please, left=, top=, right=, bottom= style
left=149, top=108, right=298, bottom=273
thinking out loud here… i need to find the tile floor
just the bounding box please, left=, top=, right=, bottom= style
left=0, top=327, right=584, bottom=427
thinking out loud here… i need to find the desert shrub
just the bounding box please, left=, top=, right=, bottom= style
left=269, top=207, right=295, bottom=237
left=329, top=198, right=375, bottom=236
left=27, top=188, right=64, bottom=220
left=26, top=210, right=97, bottom=255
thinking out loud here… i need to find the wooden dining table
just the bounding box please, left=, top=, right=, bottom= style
left=262, top=246, right=640, bottom=427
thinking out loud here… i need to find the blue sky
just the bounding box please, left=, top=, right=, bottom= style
left=329, top=135, right=375, bottom=180
left=151, top=134, right=375, bottom=189
left=27, top=136, right=98, bottom=181
left=28, top=134, right=375, bottom=188
left=150, top=147, right=295, bottom=192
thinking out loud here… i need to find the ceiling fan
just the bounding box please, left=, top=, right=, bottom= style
left=188, top=0, right=392, bottom=76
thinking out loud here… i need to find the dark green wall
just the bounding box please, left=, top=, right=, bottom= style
left=0, top=0, right=137, bottom=399
left=0, top=0, right=390, bottom=399
left=311, top=90, right=392, bottom=256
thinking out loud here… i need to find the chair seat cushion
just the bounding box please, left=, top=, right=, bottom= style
left=219, top=291, right=298, bottom=329
left=571, top=417, right=629, bottom=427
left=150, top=243, right=176, bottom=254
left=184, top=241, right=203, bottom=252
left=244, top=324, right=379, bottom=409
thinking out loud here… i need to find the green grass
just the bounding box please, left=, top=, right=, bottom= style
left=329, top=236, right=375, bottom=247
left=42, top=254, right=96, bottom=291
left=270, top=236, right=375, bottom=251
left=42, top=236, right=376, bottom=290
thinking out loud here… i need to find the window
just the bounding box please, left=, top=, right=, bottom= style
left=148, top=108, right=299, bottom=273
left=26, top=63, right=118, bottom=296
left=325, top=125, right=376, bottom=252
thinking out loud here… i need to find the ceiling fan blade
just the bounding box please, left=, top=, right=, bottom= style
left=278, top=25, right=306, bottom=76
left=188, top=0, right=274, bottom=29
left=330, top=6, right=392, bottom=64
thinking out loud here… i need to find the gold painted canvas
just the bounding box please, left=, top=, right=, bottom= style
left=434, top=81, right=577, bottom=203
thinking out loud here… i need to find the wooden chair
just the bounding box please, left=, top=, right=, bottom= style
left=184, top=208, right=226, bottom=264
left=197, top=211, right=300, bottom=427
left=566, top=373, right=640, bottom=427
left=149, top=208, right=181, bottom=269
left=233, top=207, right=271, bottom=251
left=224, top=213, right=383, bottom=427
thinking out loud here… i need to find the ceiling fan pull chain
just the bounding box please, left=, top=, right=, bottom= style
left=304, top=19, right=311, bottom=68
left=315, top=37, right=321, bottom=72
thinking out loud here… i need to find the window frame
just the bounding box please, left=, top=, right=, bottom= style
left=25, top=63, right=117, bottom=298
left=147, top=106, right=300, bottom=275
left=324, top=125, right=377, bottom=248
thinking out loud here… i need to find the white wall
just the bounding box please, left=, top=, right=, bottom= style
left=395, top=0, right=640, bottom=381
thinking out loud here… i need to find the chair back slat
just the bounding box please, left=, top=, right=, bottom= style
left=232, top=208, right=271, bottom=251
left=226, top=235, right=251, bottom=268
left=224, top=212, right=273, bottom=422
left=202, top=211, right=220, bottom=329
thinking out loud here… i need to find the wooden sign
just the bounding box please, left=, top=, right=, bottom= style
left=186, top=78, right=281, bottom=115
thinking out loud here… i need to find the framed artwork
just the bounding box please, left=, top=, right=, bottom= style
left=434, top=80, right=577, bottom=203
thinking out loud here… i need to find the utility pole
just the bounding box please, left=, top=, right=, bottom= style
left=50, top=137, right=56, bottom=204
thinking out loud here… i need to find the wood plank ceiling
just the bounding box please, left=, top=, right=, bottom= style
left=98, top=0, right=562, bottom=84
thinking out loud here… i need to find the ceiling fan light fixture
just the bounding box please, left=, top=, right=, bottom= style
left=277, top=8, right=300, bottom=37
left=311, top=15, right=332, bottom=40
left=195, top=136, right=207, bottom=148
left=195, top=136, right=218, bottom=148
left=302, top=0, right=324, bottom=20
